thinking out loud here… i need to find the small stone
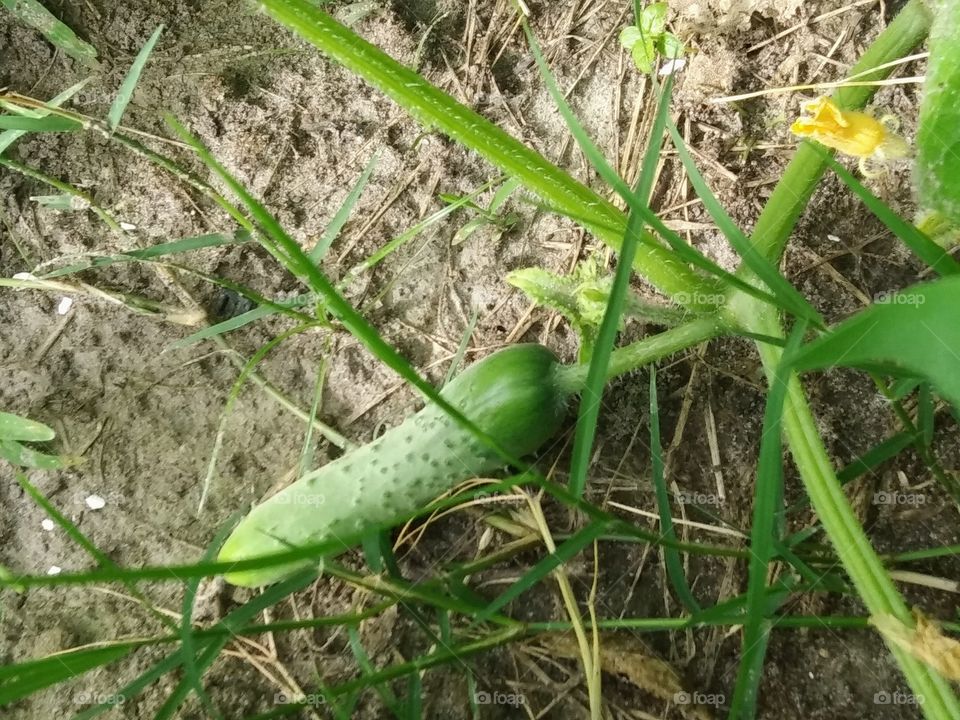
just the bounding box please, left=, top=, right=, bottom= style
left=85, top=494, right=106, bottom=510
left=41, top=519, right=55, bottom=531
left=57, top=297, right=74, bottom=315
left=47, top=566, right=62, bottom=576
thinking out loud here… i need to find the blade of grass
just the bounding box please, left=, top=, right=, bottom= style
left=40, top=231, right=244, bottom=278
left=0, top=115, right=81, bottom=131
left=665, top=119, right=824, bottom=328
left=108, top=25, right=163, bottom=130
left=819, top=150, right=960, bottom=276
left=649, top=365, right=701, bottom=613
left=311, top=151, right=379, bottom=261
left=0, top=0, right=98, bottom=65
left=562, top=67, right=675, bottom=500
left=728, top=321, right=805, bottom=719
left=521, top=19, right=812, bottom=323
left=0, top=79, right=90, bottom=154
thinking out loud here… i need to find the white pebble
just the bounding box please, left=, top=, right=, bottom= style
left=57, top=297, right=74, bottom=315
left=47, top=566, right=62, bottom=575
left=12, top=272, right=37, bottom=281
left=85, top=494, right=106, bottom=510
left=41, top=519, right=55, bottom=531
left=119, top=222, right=137, bottom=231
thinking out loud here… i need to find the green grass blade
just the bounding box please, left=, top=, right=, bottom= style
left=562, top=69, right=675, bottom=500
left=108, top=25, right=163, bottom=130
left=0, top=645, right=132, bottom=705
left=728, top=322, right=804, bottom=719
left=475, top=521, right=608, bottom=623
left=41, top=232, right=243, bottom=278
left=820, top=151, right=960, bottom=275
left=0, top=411, right=54, bottom=442
left=649, top=366, right=701, bottom=613
left=177, top=526, right=234, bottom=720
left=0, top=0, right=98, bottom=65
left=311, top=151, right=378, bottom=261
left=665, top=119, right=825, bottom=327
left=166, top=114, right=534, bottom=482
left=0, top=115, right=81, bottom=131
left=521, top=20, right=802, bottom=318
left=0, top=79, right=90, bottom=154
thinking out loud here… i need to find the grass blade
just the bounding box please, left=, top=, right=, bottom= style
left=108, top=25, right=163, bottom=130
left=311, top=151, right=378, bottom=261
left=728, top=321, right=805, bottom=719
left=820, top=150, right=960, bottom=275
left=649, top=366, right=700, bottom=613
left=0, top=0, right=98, bottom=65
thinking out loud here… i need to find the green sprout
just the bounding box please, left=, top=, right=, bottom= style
left=618, top=2, right=684, bottom=75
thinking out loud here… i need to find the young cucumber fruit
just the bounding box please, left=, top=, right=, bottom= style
left=218, top=344, right=570, bottom=586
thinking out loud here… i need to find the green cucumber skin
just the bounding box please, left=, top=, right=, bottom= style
left=916, top=0, right=960, bottom=223
left=219, top=344, right=568, bottom=586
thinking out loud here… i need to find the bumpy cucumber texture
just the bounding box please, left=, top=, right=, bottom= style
left=219, top=344, right=570, bottom=586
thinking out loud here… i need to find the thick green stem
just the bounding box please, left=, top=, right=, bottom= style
left=553, top=315, right=721, bottom=394
left=746, top=0, right=934, bottom=265
left=728, top=2, right=960, bottom=716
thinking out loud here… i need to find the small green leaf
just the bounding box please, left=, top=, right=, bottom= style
left=640, top=2, right=668, bottom=35
left=631, top=39, right=657, bottom=74
left=108, top=24, right=164, bottom=131
left=0, top=439, right=68, bottom=469
left=0, top=411, right=55, bottom=442
left=619, top=25, right=643, bottom=50
left=0, top=115, right=81, bottom=132
left=659, top=33, right=685, bottom=59
left=790, top=276, right=960, bottom=409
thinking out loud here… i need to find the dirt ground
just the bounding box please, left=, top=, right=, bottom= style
left=1, top=0, right=957, bottom=718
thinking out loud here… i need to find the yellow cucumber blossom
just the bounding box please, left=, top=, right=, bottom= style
left=790, top=96, right=907, bottom=173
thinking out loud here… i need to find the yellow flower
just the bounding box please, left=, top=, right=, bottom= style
left=790, top=96, right=907, bottom=161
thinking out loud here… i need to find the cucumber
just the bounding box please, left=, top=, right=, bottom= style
left=915, top=0, right=960, bottom=225
left=218, top=344, right=570, bottom=586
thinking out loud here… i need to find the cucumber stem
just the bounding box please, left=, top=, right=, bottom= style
left=553, top=315, right=722, bottom=394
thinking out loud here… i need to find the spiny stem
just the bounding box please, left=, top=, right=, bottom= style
left=553, top=315, right=722, bottom=394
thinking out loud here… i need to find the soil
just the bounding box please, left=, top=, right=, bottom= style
left=1, top=1, right=956, bottom=719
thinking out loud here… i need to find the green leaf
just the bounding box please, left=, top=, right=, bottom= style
left=640, top=2, right=668, bottom=35
left=0, top=645, right=133, bottom=705
left=659, top=33, right=685, bottom=59
left=0, top=439, right=67, bottom=469
left=0, top=411, right=55, bottom=442
left=619, top=25, right=643, bottom=50
left=108, top=25, right=164, bottom=131
left=0, top=115, right=81, bottom=132
left=630, top=39, right=657, bottom=74
left=790, top=276, right=960, bottom=408
left=0, top=0, right=98, bottom=66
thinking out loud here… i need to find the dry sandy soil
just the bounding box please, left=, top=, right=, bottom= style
left=1, top=0, right=957, bottom=718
